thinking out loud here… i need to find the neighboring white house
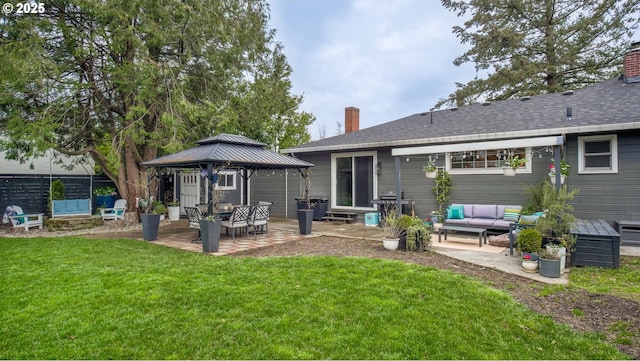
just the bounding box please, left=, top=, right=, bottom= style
left=0, top=149, right=94, bottom=176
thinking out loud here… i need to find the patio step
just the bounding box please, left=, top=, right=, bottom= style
left=321, top=211, right=357, bottom=223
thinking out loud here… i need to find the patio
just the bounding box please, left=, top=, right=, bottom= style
left=5, top=216, right=637, bottom=284
left=148, top=218, right=575, bottom=284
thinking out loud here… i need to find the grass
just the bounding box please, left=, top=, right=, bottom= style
left=0, top=236, right=630, bottom=360
left=570, top=256, right=640, bottom=302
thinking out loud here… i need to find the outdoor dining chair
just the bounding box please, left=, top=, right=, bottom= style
left=184, top=206, right=205, bottom=243
left=221, top=205, right=250, bottom=240
left=248, top=204, right=271, bottom=239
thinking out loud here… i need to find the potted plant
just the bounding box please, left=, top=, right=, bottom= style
left=534, top=182, right=579, bottom=243
left=539, top=248, right=562, bottom=278
left=94, top=186, right=117, bottom=208
left=152, top=201, right=168, bottom=220
left=429, top=210, right=444, bottom=230
left=516, top=228, right=543, bottom=260
left=431, top=168, right=452, bottom=227
left=380, top=210, right=402, bottom=250
left=167, top=200, right=180, bottom=221
left=138, top=197, right=161, bottom=241
left=297, top=169, right=314, bottom=235
left=548, top=233, right=576, bottom=274
left=548, top=159, right=570, bottom=185
left=503, top=155, right=526, bottom=176
left=521, top=253, right=539, bottom=273
left=199, top=187, right=224, bottom=253
left=199, top=214, right=222, bottom=253
left=422, top=160, right=437, bottom=179
left=397, top=214, right=432, bottom=251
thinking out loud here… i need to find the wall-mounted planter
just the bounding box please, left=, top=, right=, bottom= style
left=549, top=174, right=566, bottom=185
left=425, top=171, right=437, bottom=179
left=503, top=167, right=516, bottom=176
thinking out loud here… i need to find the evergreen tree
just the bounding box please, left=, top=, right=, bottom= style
left=0, top=0, right=313, bottom=208
left=436, top=0, right=640, bottom=108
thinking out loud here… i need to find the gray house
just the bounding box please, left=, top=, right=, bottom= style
left=271, top=43, right=640, bottom=226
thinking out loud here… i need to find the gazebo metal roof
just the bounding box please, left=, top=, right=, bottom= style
left=141, top=133, right=313, bottom=215
left=141, top=133, right=313, bottom=170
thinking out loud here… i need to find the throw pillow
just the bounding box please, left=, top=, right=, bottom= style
left=520, top=215, right=539, bottom=225
left=503, top=207, right=521, bottom=222
left=447, top=205, right=465, bottom=220
left=14, top=213, right=25, bottom=224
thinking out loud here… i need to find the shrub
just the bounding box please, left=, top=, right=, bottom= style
left=517, top=228, right=543, bottom=254
left=50, top=179, right=65, bottom=200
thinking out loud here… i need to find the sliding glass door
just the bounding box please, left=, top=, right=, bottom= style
left=332, top=152, right=376, bottom=209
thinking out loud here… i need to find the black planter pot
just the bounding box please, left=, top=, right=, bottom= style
left=199, top=219, right=221, bottom=253
left=539, top=258, right=561, bottom=278
left=141, top=213, right=161, bottom=241
left=297, top=209, right=314, bottom=235
left=398, top=233, right=407, bottom=251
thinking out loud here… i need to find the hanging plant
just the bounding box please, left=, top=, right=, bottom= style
left=422, top=160, right=437, bottom=179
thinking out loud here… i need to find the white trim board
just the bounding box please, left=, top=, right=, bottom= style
left=392, top=136, right=564, bottom=156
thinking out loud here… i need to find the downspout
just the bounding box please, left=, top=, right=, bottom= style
left=395, top=157, right=402, bottom=214
left=553, top=145, right=561, bottom=192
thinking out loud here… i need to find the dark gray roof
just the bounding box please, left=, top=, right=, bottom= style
left=284, top=77, right=640, bottom=153
left=142, top=133, right=313, bottom=169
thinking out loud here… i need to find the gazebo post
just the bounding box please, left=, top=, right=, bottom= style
left=207, top=163, right=214, bottom=215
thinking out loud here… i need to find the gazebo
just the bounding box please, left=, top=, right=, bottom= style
left=141, top=133, right=313, bottom=215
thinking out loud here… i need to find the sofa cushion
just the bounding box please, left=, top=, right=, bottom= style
left=447, top=205, right=465, bottom=220
left=452, top=204, right=474, bottom=218
left=445, top=218, right=469, bottom=225
left=77, top=200, right=90, bottom=213
left=468, top=218, right=495, bottom=227
left=492, top=219, right=513, bottom=229
left=472, top=204, right=497, bottom=219
left=502, top=206, right=522, bottom=222
left=466, top=205, right=473, bottom=218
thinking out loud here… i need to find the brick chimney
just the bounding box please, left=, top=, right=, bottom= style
left=345, top=106, right=360, bottom=133
left=623, top=41, right=640, bottom=83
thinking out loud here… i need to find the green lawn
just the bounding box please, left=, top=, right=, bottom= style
left=0, top=236, right=628, bottom=360
left=570, top=256, right=640, bottom=302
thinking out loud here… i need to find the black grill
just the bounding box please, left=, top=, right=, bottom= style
left=372, top=192, right=414, bottom=220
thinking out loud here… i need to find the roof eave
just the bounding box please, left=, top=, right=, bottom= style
left=283, top=122, right=640, bottom=154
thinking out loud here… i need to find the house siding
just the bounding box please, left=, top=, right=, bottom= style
left=250, top=171, right=287, bottom=217
left=569, top=131, right=640, bottom=223
left=294, top=130, right=640, bottom=227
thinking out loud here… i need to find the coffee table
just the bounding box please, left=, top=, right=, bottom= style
left=438, top=225, right=488, bottom=247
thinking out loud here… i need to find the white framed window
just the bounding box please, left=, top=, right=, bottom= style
left=446, top=147, right=531, bottom=174
left=331, top=151, right=377, bottom=210
left=578, top=134, right=618, bottom=174
left=215, top=170, right=236, bottom=190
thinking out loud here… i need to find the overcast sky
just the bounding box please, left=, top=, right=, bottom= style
left=268, top=0, right=477, bottom=140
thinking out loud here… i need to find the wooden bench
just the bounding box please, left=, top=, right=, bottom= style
left=321, top=210, right=357, bottom=223
left=438, top=225, right=488, bottom=247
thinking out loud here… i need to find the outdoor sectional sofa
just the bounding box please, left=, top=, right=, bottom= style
left=443, top=204, right=523, bottom=231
